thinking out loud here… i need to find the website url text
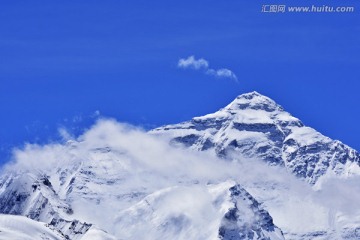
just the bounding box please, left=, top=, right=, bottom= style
left=261, top=5, right=355, bottom=13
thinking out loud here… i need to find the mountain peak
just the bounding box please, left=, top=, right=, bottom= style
left=225, top=91, right=282, bottom=113
left=190, top=92, right=285, bottom=122
left=153, top=91, right=360, bottom=184
left=236, top=91, right=263, bottom=99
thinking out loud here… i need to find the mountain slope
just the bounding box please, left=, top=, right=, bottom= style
left=151, top=91, right=360, bottom=184
left=114, top=182, right=284, bottom=240
left=0, top=163, right=284, bottom=240
left=0, top=171, right=92, bottom=239
left=0, top=121, right=285, bottom=239
left=0, top=214, right=66, bottom=240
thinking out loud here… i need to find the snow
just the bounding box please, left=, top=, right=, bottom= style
left=0, top=214, right=64, bottom=240
left=232, top=109, right=273, bottom=124
left=1, top=92, right=360, bottom=239
left=285, top=126, right=331, bottom=146
left=275, top=111, right=300, bottom=123
left=81, top=227, right=116, bottom=240
left=193, top=110, right=230, bottom=121
left=114, top=185, right=221, bottom=240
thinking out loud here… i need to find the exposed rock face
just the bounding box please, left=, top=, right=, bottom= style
left=219, top=185, right=283, bottom=240
left=0, top=173, right=91, bottom=239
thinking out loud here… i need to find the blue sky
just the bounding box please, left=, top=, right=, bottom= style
left=1, top=0, right=359, bottom=164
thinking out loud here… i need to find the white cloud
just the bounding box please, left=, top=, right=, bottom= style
left=58, top=127, right=74, bottom=141
left=177, top=55, right=237, bottom=81
left=3, top=119, right=360, bottom=238
left=206, top=68, right=237, bottom=81
left=177, top=55, right=209, bottom=70
left=5, top=119, right=236, bottom=182
left=92, top=110, right=100, bottom=117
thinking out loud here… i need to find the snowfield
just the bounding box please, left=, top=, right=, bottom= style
left=0, top=214, right=65, bottom=240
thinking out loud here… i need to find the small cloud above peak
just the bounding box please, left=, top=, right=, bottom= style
left=177, top=56, right=237, bottom=82
left=178, top=56, right=209, bottom=70
left=207, top=68, right=237, bottom=81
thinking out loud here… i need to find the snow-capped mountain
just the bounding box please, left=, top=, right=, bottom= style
left=0, top=91, right=359, bottom=239
left=0, top=119, right=284, bottom=239
left=0, top=162, right=283, bottom=239
left=151, top=91, right=360, bottom=185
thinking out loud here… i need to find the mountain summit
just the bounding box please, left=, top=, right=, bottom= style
left=152, top=91, right=360, bottom=184
left=224, top=91, right=283, bottom=112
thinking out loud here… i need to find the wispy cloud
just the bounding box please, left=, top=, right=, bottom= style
left=4, top=119, right=360, bottom=237
left=177, top=55, right=237, bottom=81
left=206, top=68, right=237, bottom=80
left=178, top=56, right=209, bottom=70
